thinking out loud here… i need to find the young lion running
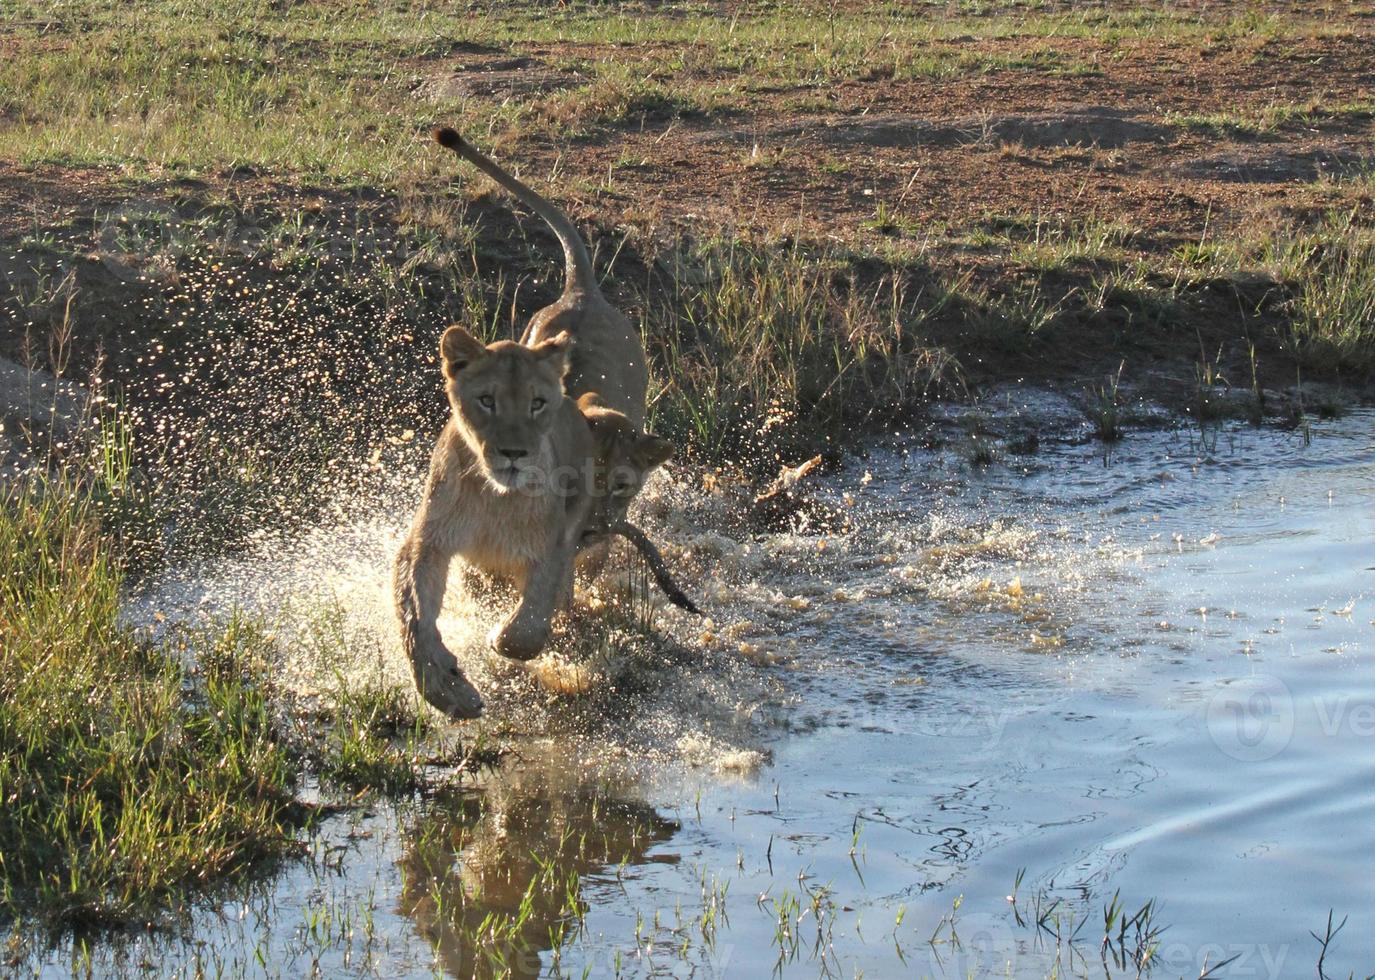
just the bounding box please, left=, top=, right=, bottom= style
left=392, top=132, right=688, bottom=721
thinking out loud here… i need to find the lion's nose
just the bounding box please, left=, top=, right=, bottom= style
left=498, top=448, right=529, bottom=462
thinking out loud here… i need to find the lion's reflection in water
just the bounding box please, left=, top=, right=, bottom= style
left=398, top=752, right=679, bottom=978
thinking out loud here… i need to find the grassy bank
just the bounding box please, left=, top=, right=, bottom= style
left=0, top=453, right=477, bottom=931
left=0, top=475, right=299, bottom=928
left=6, top=178, right=1374, bottom=487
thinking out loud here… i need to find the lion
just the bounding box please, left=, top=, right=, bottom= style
left=432, top=127, right=666, bottom=577
left=393, top=333, right=688, bottom=720
left=395, top=131, right=694, bottom=720
left=573, top=393, right=668, bottom=538
left=393, top=328, right=595, bottom=720
left=575, top=393, right=699, bottom=613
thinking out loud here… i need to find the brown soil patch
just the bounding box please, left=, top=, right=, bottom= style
left=5, top=3, right=1375, bottom=403
left=1177, top=146, right=1372, bottom=183
left=450, top=28, right=1375, bottom=249
left=421, top=49, right=583, bottom=100
left=702, top=108, right=1172, bottom=151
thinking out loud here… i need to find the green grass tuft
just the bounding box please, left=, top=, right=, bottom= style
left=1259, top=212, right=1375, bottom=373
left=1084, top=363, right=1126, bottom=441
left=0, top=476, right=300, bottom=929
left=647, top=240, right=959, bottom=463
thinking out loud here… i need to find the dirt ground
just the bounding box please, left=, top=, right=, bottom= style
left=7, top=25, right=1374, bottom=242
left=3, top=2, right=1375, bottom=406
left=454, top=30, right=1375, bottom=247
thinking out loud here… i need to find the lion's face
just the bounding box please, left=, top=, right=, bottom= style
left=576, top=393, right=673, bottom=543
left=440, top=327, right=571, bottom=493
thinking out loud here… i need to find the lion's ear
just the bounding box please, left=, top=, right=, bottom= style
left=440, top=325, right=486, bottom=379
left=533, top=330, right=573, bottom=375
left=631, top=432, right=673, bottom=472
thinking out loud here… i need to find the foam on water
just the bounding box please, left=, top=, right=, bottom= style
left=123, top=458, right=789, bottom=779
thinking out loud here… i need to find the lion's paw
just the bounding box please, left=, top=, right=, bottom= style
left=488, top=618, right=550, bottom=662
left=413, top=649, right=484, bottom=720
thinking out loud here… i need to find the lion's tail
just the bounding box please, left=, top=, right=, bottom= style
left=610, top=519, right=702, bottom=616
left=433, top=127, right=597, bottom=295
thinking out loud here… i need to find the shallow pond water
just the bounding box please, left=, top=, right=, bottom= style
left=38, top=403, right=1375, bottom=978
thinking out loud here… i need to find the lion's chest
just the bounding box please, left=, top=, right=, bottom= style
left=428, top=480, right=560, bottom=580
left=464, top=506, right=550, bottom=577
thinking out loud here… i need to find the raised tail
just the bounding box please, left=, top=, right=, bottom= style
left=433, top=126, right=597, bottom=295
left=610, top=520, right=703, bottom=616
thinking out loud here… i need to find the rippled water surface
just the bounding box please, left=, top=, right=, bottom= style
left=47, top=405, right=1375, bottom=978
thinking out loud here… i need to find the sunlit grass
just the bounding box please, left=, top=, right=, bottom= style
left=1167, top=99, right=1375, bottom=139
left=646, top=239, right=960, bottom=463
left=1256, top=211, right=1375, bottom=372
left=0, top=474, right=299, bottom=928
left=1166, top=210, right=1375, bottom=373
left=1009, top=216, right=1138, bottom=273
left=0, top=0, right=1348, bottom=180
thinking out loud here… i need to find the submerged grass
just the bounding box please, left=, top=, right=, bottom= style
left=1084, top=363, right=1125, bottom=441
left=0, top=476, right=299, bottom=929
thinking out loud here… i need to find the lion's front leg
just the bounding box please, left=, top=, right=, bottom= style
left=488, top=543, right=578, bottom=661
left=394, top=534, right=484, bottom=719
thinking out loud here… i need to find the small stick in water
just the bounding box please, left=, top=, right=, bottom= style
left=609, top=520, right=702, bottom=615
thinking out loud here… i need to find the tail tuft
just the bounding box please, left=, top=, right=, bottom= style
left=432, top=126, right=464, bottom=150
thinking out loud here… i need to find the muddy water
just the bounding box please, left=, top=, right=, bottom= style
left=44, top=400, right=1375, bottom=978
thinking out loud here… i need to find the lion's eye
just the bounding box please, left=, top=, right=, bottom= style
left=530, top=397, right=547, bottom=414
left=478, top=394, right=496, bottom=412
